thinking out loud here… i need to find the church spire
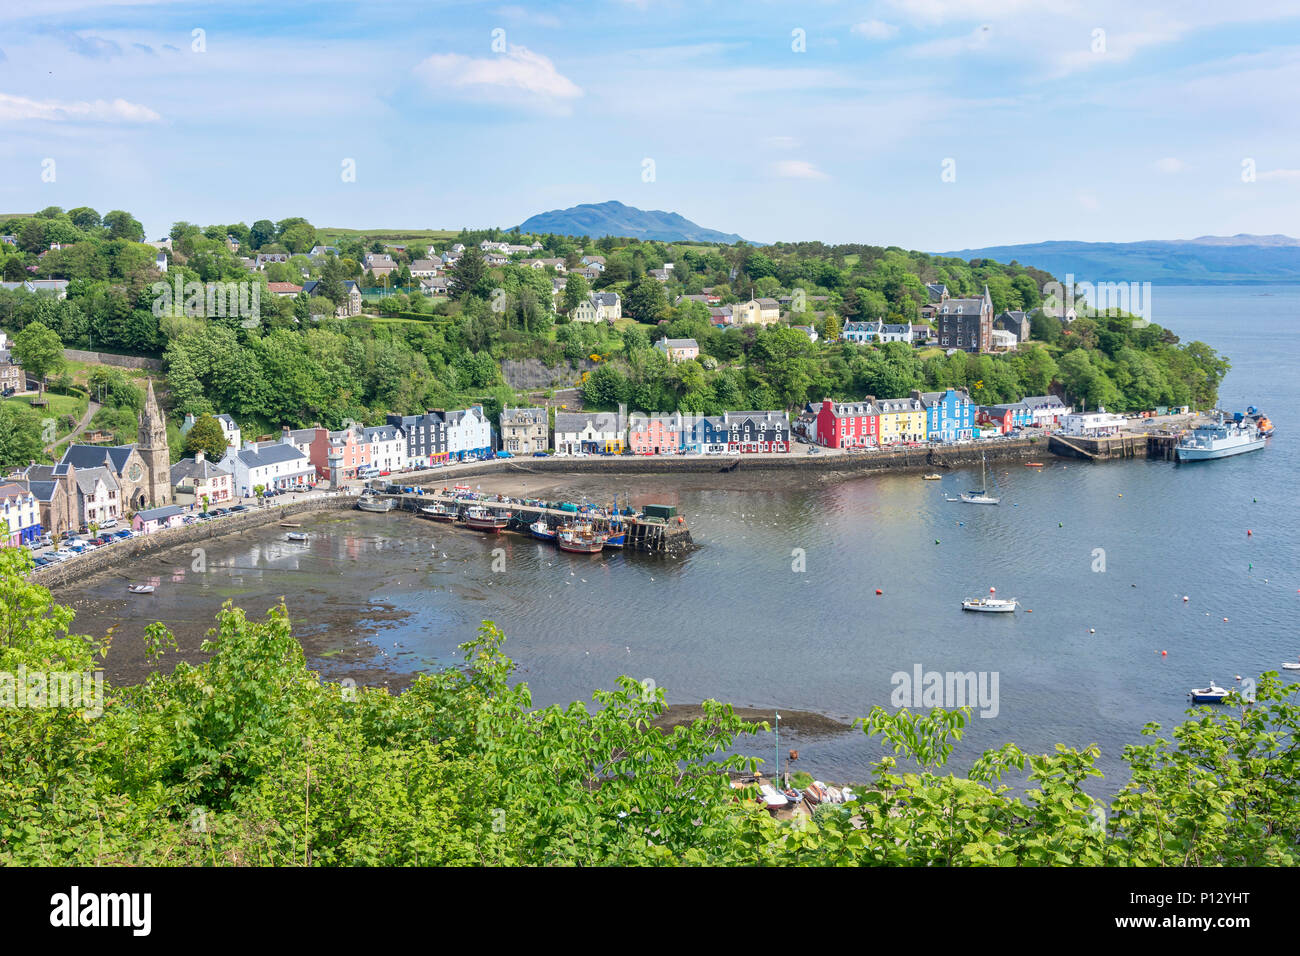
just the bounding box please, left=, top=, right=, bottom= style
left=140, top=378, right=165, bottom=448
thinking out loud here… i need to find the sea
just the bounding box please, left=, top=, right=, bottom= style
left=56, top=284, right=1300, bottom=794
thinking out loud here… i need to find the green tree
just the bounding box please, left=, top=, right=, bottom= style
left=102, top=210, right=145, bottom=242
left=183, top=413, right=230, bottom=461
left=11, top=321, right=65, bottom=394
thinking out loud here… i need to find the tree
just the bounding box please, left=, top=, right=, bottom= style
left=17, top=218, right=46, bottom=254
left=11, top=322, right=65, bottom=393
left=67, top=207, right=102, bottom=231
left=184, top=414, right=229, bottom=461
left=0, top=404, right=43, bottom=468
left=624, top=276, right=667, bottom=324
left=102, top=210, right=145, bottom=243
left=561, top=273, right=589, bottom=314
left=250, top=220, right=276, bottom=250
left=449, top=246, right=488, bottom=300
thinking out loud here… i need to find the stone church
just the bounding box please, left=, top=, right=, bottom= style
left=52, top=379, right=172, bottom=513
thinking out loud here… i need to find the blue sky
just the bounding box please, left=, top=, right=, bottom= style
left=2, top=0, right=1299, bottom=249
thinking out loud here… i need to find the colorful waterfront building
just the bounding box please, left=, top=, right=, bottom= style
left=681, top=415, right=731, bottom=455
left=810, top=398, right=880, bottom=448
left=446, top=405, right=493, bottom=461
left=875, top=396, right=927, bottom=444
left=628, top=412, right=682, bottom=455
left=554, top=405, right=627, bottom=455
left=978, top=402, right=1032, bottom=434
left=0, top=481, right=41, bottom=546
left=721, top=411, right=790, bottom=453
left=914, top=388, right=975, bottom=442
left=1019, top=394, right=1070, bottom=428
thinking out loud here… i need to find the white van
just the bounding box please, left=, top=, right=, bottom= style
left=359, top=466, right=381, bottom=480
left=99, top=517, right=117, bottom=530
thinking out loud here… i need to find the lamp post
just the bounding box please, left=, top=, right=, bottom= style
left=774, top=710, right=780, bottom=784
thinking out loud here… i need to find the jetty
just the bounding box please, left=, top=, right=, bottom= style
left=383, top=491, right=695, bottom=555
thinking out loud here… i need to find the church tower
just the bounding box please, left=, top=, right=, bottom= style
left=137, top=379, right=172, bottom=507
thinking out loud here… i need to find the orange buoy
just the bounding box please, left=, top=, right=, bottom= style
left=1247, top=530, right=1253, bottom=536
left=1026, top=609, right=1033, bottom=613
left=989, top=586, right=996, bottom=593
left=1161, top=650, right=1168, bottom=656
left=875, top=589, right=883, bottom=595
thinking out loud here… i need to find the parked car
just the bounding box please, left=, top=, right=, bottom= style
left=230, top=505, right=248, bottom=513
left=53, top=548, right=77, bottom=561
left=495, top=451, right=513, bottom=459
left=533, top=451, right=549, bottom=457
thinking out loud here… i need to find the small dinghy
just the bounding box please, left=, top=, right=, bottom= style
left=286, top=532, right=308, bottom=542
left=127, top=584, right=155, bottom=594
left=757, top=784, right=789, bottom=810
left=1189, top=682, right=1229, bottom=704
left=922, top=473, right=942, bottom=480
left=1282, top=661, right=1300, bottom=671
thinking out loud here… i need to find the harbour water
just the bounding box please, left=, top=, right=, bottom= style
left=57, top=285, right=1300, bottom=792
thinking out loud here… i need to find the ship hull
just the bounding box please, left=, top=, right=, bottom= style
left=1176, top=438, right=1267, bottom=461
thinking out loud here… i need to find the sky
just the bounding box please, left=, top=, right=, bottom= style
left=1, top=0, right=1299, bottom=250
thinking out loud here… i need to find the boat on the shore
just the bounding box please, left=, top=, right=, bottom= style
left=529, top=519, right=557, bottom=542
left=419, top=503, right=455, bottom=521
left=1188, top=682, right=1229, bottom=704
left=126, top=584, right=155, bottom=594
left=356, top=494, right=394, bottom=513
left=1024, top=461, right=1044, bottom=467
left=1176, top=414, right=1267, bottom=461
left=463, top=505, right=508, bottom=532
left=922, top=473, right=942, bottom=480
left=557, top=522, right=605, bottom=553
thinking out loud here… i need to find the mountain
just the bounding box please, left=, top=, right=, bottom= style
left=514, top=200, right=745, bottom=244
left=936, top=235, right=1300, bottom=284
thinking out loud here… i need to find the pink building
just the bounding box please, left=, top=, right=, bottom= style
left=628, top=412, right=682, bottom=455
left=309, top=425, right=372, bottom=480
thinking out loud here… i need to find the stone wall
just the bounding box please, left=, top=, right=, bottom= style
left=407, top=437, right=1050, bottom=484
left=33, top=495, right=356, bottom=589
left=62, top=349, right=163, bottom=371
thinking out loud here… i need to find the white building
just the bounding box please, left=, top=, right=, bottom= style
left=0, top=482, right=41, bottom=547
left=1060, top=410, right=1127, bottom=437
left=445, top=405, right=492, bottom=461
left=362, top=423, right=406, bottom=472
left=223, top=440, right=316, bottom=495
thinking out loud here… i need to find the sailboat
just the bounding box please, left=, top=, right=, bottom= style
left=960, top=453, right=1000, bottom=505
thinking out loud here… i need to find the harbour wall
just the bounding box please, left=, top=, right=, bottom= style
left=409, top=437, right=1054, bottom=484
left=33, top=495, right=357, bottom=589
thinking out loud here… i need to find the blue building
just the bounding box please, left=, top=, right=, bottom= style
left=915, top=388, right=975, bottom=442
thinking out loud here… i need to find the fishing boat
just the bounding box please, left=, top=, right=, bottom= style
left=529, top=519, right=557, bottom=542
left=126, top=584, right=155, bottom=594
left=1188, top=682, right=1229, bottom=704
left=286, top=532, right=308, bottom=542
left=962, top=597, right=1019, bottom=612
left=960, top=453, right=1000, bottom=504
left=922, top=473, right=942, bottom=480
left=419, top=503, right=455, bottom=521
left=463, top=505, right=508, bottom=532
left=1176, top=414, right=1267, bottom=461
left=356, top=494, right=394, bottom=513
left=557, top=521, right=605, bottom=554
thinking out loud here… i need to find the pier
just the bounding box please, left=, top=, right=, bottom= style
left=384, top=492, right=696, bottom=555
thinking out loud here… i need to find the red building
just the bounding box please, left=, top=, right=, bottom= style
left=812, top=398, right=880, bottom=448
left=309, top=425, right=372, bottom=480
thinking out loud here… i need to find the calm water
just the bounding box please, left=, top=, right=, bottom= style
left=61, top=285, right=1300, bottom=792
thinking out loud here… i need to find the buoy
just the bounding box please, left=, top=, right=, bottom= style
left=1161, top=650, right=1167, bottom=656
left=1026, top=609, right=1032, bottom=613
left=1183, top=595, right=1189, bottom=602
left=1058, top=522, right=1063, bottom=527
left=875, top=589, right=882, bottom=595
left=935, top=539, right=940, bottom=545
left=1089, top=628, right=1096, bottom=634
left=1247, top=529, right=1253, bottom=536
left=1235, top=675, right=1241, bottom=682
left=1118, top=494, right=1123, bottom=497
left=1224, top=617, right=1229, bottom=622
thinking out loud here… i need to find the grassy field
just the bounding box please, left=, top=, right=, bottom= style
left=317, top=227, right=461, bottom=244
left=2, top=391, right=89, bottom=445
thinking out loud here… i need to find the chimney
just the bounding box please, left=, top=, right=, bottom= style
left=281, top=426, right=291, bottom=444
left=195, top=450, right=205, bottom=463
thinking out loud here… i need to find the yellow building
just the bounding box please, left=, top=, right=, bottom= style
left=875, top=396, right=927, bottom=444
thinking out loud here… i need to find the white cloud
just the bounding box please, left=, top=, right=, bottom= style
left=773, top=160, right=829, bottom=181
left=0, top=91, right=160, bottom=122
left=1153, top=157, right=1187, bottom=173
left=852, top=20, right=899, bottom=40
left=413, top=45, right=582, bottom=108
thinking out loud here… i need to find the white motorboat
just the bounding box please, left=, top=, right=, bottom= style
left=286, top=532, right=308, bottom=542
left=127, top=584, right=155, bottom=594
left=1282, top=662, right=1300, bottom=671
left=961, top=597, right=1018, bottom=612
left=1188, top=683, right=1229, bottom=704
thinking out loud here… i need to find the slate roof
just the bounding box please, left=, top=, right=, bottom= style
left=170, top=457, right=230, bottom=483
left=61, top=444, right=134, bottom=476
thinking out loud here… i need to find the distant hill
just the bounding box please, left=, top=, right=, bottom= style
left=514, top=200, right=746, bottom=244
left=937, top=235, right=1300, bottom=284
